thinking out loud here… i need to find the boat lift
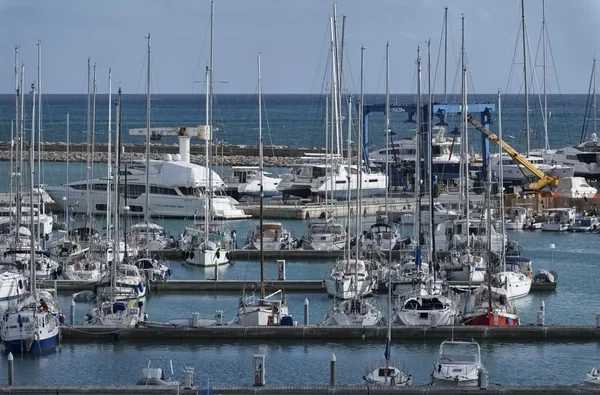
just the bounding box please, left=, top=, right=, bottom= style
left=361, top=102, right=495, bottom=177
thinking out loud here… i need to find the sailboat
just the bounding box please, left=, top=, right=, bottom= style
left=85, top=87, right=144, bottom=327
left=0, top=80, right=60, bottom=354
left=185, top=4, right=231, bottom=267
left=231, top=53, right=292, bottom=327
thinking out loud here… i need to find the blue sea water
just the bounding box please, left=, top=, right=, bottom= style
left=0, top=94, right=598, bottom=386
left=0, top=93, right=591, bottom=154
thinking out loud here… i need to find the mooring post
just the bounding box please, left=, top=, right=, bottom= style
left=330, top=353, right=336, bottom=386
left=537, top=301, right=545, bottom=326
left=7, top=352, right=13, bottom=386
left=303, top=298, right=309, bottom=326
left=596, top=312, right=600, bottom=328
left=70, top=298, right=75, bottom=325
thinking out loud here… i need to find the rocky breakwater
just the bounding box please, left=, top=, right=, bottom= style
left=0, top=142, right=331, bottom=167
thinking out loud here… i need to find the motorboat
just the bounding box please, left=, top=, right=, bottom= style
left=222, top=166, right=259, bottom=199
left=231, top=290, right=293, bottom=326
left=244, top=222, right=297, bottom=250
left=0, top=290, right=61, bottom=354
left=393, top=278, right=460, bottom=326
left=300, top=221, right=347, bottom=251
left=543, top=133, right=600, bottom=177
left=500, top=207, right=530, bottom=231
left=0, top=262, right=26, bottom=301
left=322, top=297, right=383, bottom=326
left=395, top=201, right=458, bottom=226
left=310, top=162, right=387, bottom=200
left=238, top=170, right=281, bottom=198
left=533, top=269, right=556, bottom=285
left=325, top=258, right=375, bottom=299
left=570, top=213, right=598, bottom=232
left=431, top=339, right=483, bottom=386
left=489, top=152, right=573, bottom=186
left=136, top=359, right=180, bottom=386
left=368, top=126, right=463, bottom=181
left=585, top=368, right=600, bottom=386
left=462, top=285, right=519, bottom=326
left=129, top=221, right=169, bottom=251
left=45, top=156, right=250, bottom=220
left=553, top=176, right=597, bottom=198
left=540, top=208, right=576, bottom=232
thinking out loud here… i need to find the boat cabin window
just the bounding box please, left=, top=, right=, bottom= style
left=378, top=368, right=395, bottom=377
left=312, top=167, right=326, bottom=178
left=150, top=186, right=178, bottom=196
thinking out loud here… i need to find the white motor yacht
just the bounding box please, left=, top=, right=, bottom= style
left=540, top=208, right=576, bottom=232
left=431, top=339, right=483, bottom=386
left=45, top=156, right=250, bottom=220
left=238, top=170, right=281, bottom=198
left=310, top=162, right=387, bottom=200
left=543, top=133, right=600, bottom=177
left=301, top=222, right=347, bottom=251
left=325, top=258, right=375, bottom=299
left=489, top=152, right=573, bottom=186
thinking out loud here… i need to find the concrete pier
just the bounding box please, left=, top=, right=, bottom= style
left=41, top=279, right=556, bottom=293
left=61, top=325, right=600, bottom=342
left=0, top=385, right=589, bottom=394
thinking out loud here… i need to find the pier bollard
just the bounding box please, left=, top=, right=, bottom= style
left=7, top=352, right=13, bottom=386
left=192, top=312, right=200, bottom=328
left=407, top=374, right=412, bottom=386
left=537, top=304, right=545, bottom=326
left=216, top=310, right=223, bottom=326
left=330, top=353, right=336, bottom=386
left=596, top=312, right=600, bottom=328
left=430, top=312, right=438, bottom=328
left=304, top=298, right=309, bottom=326
left=478, top=367, right=488, bottom=389
left=183, top=367, right=194, bottom=389
left=70, top=299, right=75, bottom=325
left=277, top=260, right=286, bottom=280
left=253, top=354, right=265, bottom=386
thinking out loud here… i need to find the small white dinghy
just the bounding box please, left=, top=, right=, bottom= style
left=136, top=359, right=180, bottom=386
left=585, top=368, right=600, bottom=386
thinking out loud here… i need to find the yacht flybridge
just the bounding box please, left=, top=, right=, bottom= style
left=45, top=147, right=249, bottom=221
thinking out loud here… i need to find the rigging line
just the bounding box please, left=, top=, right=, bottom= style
left=374, top=48, right=386, bottom=96
left=545, top=29, right=571, bottom=144
left=432, top=11, right=446, bottom=98
left=504, top=20, right=523, bottom=101
left=134, top=45, right=148, bottom=96
left=191, top=18, right=211, bottom=94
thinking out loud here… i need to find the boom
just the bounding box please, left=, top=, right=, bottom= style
left=466, top=114, right=559, bottom=191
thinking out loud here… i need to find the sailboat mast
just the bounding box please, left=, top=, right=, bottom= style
left=521, top=0, right=530, bottom=156
left=332, top=5, right=341, bottom=156
left=208, top=0, right=214, bottom=213
left=325, top=92, right=329, bottom=221
left=330, top=16, right=340, bottom=160
left=258, top=52, right=265, bottom=300
left=356, top=45, right=365, bottom=262
left=204, top=65, right=210, bottom=237
left=384, top=42, right=390, bottom=221
left=428, top=39, right=435, bottom=272
left=595, top=60, right=598, bottom=135
left=29, top=81, right=36, bottom=299
left=498, top=90, right=506, bottom=272
left=91, top=63, right=97, bottom=241
left=415, top=46, right=422, bottom=261
left=14, top=47, right=20, bottom=241
left=107, top=69, right=112, bottom=243
left=444, top=7, right=448, bottom=103
left=346, top=96, right=352, bottom=281
left=85, top=58, right=91, bottom=241
left=542, top=0, right=549, bottom=151
left=462, top=15, right=470, bottom=249
left=36, top=41, right=42, bottom=246
left=18, top=64, right=25, bottom=245
left=114, top=88, right=122, bottom=297
left=145, top=33, right=151, bottom=239
left=66, top=112, right=70, bottom=234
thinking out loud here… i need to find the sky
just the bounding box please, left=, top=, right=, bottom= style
left=1, top=0, right=599, bottom=95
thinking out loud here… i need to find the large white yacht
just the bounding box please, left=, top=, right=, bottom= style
left=368, top=126, right=463, bottom=180
left=489, top=153, right=573, bottom=186
left=45, top=155, right=249, bottom=220
left=541, top=133, right=600, bottom=177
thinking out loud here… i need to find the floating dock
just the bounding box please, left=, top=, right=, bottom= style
left=0, top=384, right=589, bottom=394
left=61, top=324, right=599, bottom=342
left=41, top=279, right=556, bottom=293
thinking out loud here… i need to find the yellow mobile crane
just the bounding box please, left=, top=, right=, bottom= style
left=466, top=114, right=559, bottom=191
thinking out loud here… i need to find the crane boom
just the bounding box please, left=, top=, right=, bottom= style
left=466, top=114, right=559, bottom=191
